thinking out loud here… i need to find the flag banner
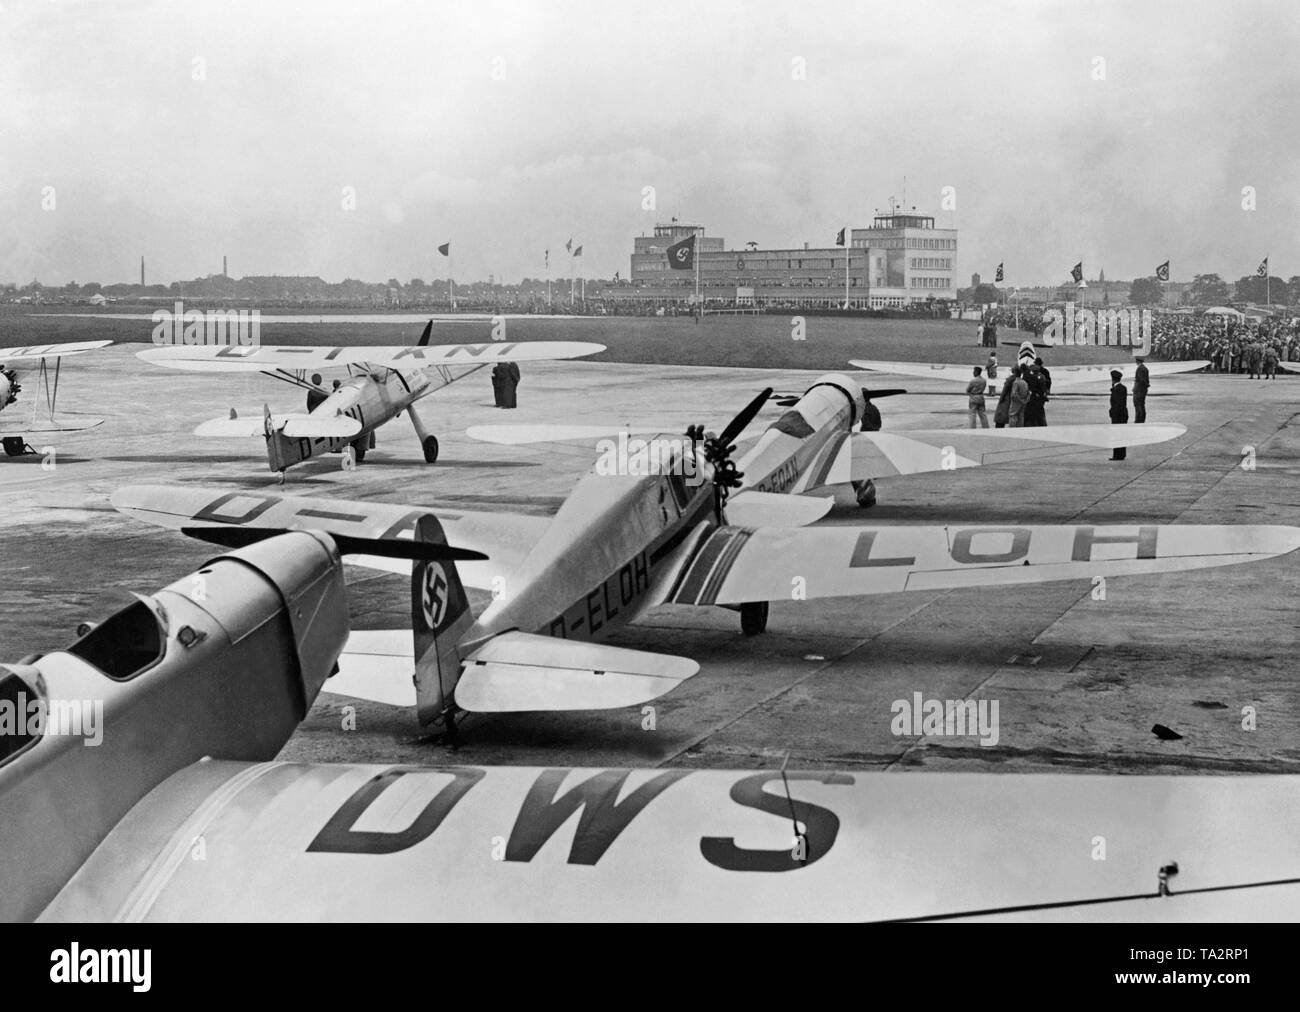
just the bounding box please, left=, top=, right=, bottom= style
left=614, top=271, right=620, bottom=281
left=573, top=245, right=583, bottom=257
left=545, top=249, right=549, bottom=267
left=1070, top=262, right=1083, bottom=283
left=835, top=227, right=846, bottom=247
left=666, top=233, right=696, bottom=270
left=737, top=257, right=745, bottom=271
left=995, top=262, right=1004, bottom=283
left=1156, top=260, right=1170, bottom=281
left=1257, top=257, right=1269, bottom=277
left=437, top=243, right=450, bottom=256
left=565, top=237, right=573, bottom=253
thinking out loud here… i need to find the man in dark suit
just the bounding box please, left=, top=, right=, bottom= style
left=1109, top=369, right=1129, bottom=460
left=1132, top=357, right=1150, bottom=423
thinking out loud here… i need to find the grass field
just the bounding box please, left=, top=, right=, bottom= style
left=5, top=306, right=1138, bottom=372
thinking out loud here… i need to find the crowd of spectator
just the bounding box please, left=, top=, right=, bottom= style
left=977, top=304, right=1298, bottom=373
left=1146, top=314, right=1300, bottom=370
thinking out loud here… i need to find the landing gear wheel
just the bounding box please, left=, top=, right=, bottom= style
left=422, top=435, right=440, bottom=464
left=341, top=445, right=357, bottom=471
left=740, top=601, right=769, bottom=636
left=352, top=438, right=368, bottom=464
left=853, top=479, right=877, bottom=508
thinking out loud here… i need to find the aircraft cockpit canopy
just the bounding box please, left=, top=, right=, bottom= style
left=65, top=598, right=167, bottom=681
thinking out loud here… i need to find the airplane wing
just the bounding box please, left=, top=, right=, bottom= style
left=194, top=412, right=362, bottom=439
left=850, top=359, right=1209, bottom=388
left=0, top=417, right=105, bottom=436
left=0, top=340, right=113, bottom=361
left=669, top=523, right=1300, bottom=606
left=826, top=423, right=1185, bottom=486
left=466, top=424, right=671, bottom=445
left=849, top=360, right=981, bottom=384
left=328, top=629, right=697, bottom=712
left=138, top=341, right=605, bottom=371
left=324, top=630, right=418, bottom=705
left=38, top=760, right=1300, bottom=921
left=784, top=424, right=1185, bottom=493
left=110, top=484, right=548, bottom=590
left=724, top=490, right=833, bottom=526
left=1036, top=360, right=1209, bottom=387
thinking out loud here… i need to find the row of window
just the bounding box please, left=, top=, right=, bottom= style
left=633, top=259, right=862, bottom=272
left=852, top=237, right=957, bottom=250
left=910, top=276, right=952, bottom=288
left=910, top=258, right=952, bottom=270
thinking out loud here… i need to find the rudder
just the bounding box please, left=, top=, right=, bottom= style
left=411, top=514, right=474, bottom=726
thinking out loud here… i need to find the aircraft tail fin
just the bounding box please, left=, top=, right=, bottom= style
left=411, top=514, right=475, bottom=725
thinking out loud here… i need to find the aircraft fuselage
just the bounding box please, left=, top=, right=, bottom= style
left=462, top=447, right=718, bottom=649
left=266, top=369, right=430, bottom=472
left=736, top=374, right=864, bottom=495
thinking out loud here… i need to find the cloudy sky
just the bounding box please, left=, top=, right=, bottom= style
left=2, top=0, right=1297, bottom=286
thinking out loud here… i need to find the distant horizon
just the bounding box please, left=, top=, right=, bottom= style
left=2, top=264, right=1289, bottom=292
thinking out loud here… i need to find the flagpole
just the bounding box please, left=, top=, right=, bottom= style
left=844, top=226, right=850, bottom=310
left=448, top=250, right=454, bottom=309
left=1266, top=256, right=1270, bottom=307
left=695, top=226, right=701, bottom=319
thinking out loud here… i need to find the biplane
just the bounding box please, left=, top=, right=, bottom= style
left=0, top=340, right=112, bottom=457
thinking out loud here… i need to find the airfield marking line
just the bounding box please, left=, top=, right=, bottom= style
left=653, top=592, right=957, bottom=768
left=882, top=408, right=1300, bottom=770
left=1057, top=418, right=1237, bottom=524
left=1028, top=408, right=1300, bottom=650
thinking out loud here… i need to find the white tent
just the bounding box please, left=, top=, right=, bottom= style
left=1204, top=306, right=1244, bottom=319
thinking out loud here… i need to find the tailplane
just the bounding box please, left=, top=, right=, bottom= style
left=411, top=514, right=475, bottom=726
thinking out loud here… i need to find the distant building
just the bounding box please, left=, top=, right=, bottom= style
left=849, top=204, right=957, bottom=308
left=628, top=203, right=956, bottom=308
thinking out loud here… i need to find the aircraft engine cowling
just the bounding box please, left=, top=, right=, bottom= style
left=804, top=373, right=866, bottom=428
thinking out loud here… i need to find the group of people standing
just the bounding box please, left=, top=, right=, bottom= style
left=965, top=352, right=1151, bottom=463
left=966, top=351, right=1052, bottom=429
left=1107, top=358, right=1149, bottom=460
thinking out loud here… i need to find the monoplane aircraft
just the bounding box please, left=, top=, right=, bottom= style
left=114, top=384, right=1296, bottom=737
left=467, top=370, right=1188, bottom=506
left=5, top=533, right=1299, bottom=922
left=137, top=321, right=604, bottom=478
left=0, top=340, right=112, bottom=457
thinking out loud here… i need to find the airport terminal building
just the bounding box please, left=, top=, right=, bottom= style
left=627, top=208, right=957, bottom=308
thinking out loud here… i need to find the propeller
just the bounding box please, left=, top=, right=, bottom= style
left=180, top=525, right=488, bottom=562
left=861, top=387, right=907, bottom=400
left=686, top=386, right=773, bottom=521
